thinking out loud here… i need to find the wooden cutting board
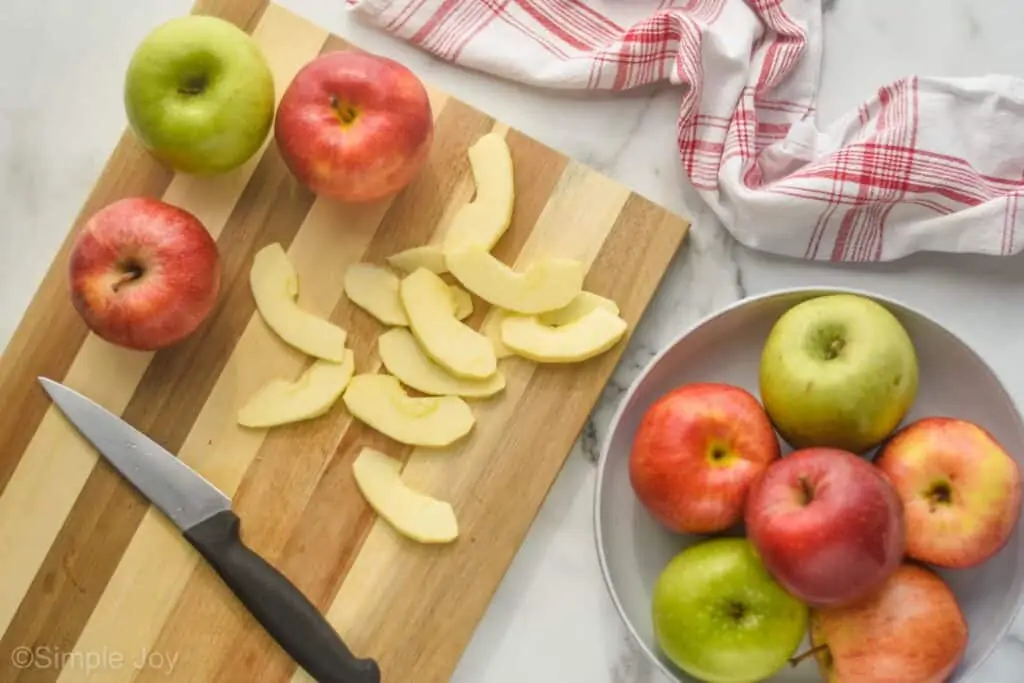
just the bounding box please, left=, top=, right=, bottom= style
left=0, top=1, right=689, bottom=681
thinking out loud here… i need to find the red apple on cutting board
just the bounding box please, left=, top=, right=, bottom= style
left=68, top=197, right=221, bottom=351
left=808, top=563, right=968, bottom=683
left=745, top=447, right=905, bottom=608
left=629, top=383, right=781, bottom=534
left=876, top=417, right=1022, bottom=569
left=274, top=50, right=434, bottom=202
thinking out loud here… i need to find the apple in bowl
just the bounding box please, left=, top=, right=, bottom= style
left=629, top=383, right=780, bottom=534
left=876, top=417, right=1022, bottom=568
left=807, top=563, right=968, bottom=683
left=68, top=197, right=221, bottom=351
left=274, top=50, right=434, bottom=202
left=745, top=447, right=905, bottom=608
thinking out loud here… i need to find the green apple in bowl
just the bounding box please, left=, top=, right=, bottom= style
left=652, top=538, right=808, bottom=683
left=759, top=294, right=918, bottom=454
left=124, top=15, right=275, bottom=174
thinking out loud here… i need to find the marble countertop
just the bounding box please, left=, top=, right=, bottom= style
left=4, top=0, right=1024, bottom=681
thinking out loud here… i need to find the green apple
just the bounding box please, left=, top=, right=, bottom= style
left=652, top=538, right=808, bottom=683
left=759, top=293, right=918, bottom=454
left=124, top=15, right=275, bottom=174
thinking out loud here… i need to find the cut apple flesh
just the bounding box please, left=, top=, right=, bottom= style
left=539, top=291, right=620, bottom=326
left=399, top=268, right=497, bottom=379
left=501, top=308, right=628, bottom=363
left=343, top=373, right=475, bottom=447
left=446, top=246, right=583, bottom=314
left=449, top=285, right=473, bottom=320
left=238, top=350, right=355, bottom=428
left=344, top=263, right=408, bottom=326
left=378, top=328, right=504, bottom=398
left=250, top=243, right=347, bottom=361
left=387, top=245, right=448, bottom=275
left=443, top=133, right=515, bottom=253
left=352, top=448, right=458, bottom=544
left=482, top=309, right=514, bottom=359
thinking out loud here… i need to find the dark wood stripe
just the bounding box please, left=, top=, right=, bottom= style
left=193, top=0, right=270, bottom=30
left=0, top=120, right=319, bottom=681
left=215, top=129, right=573, bottom=683
left=135, top=97, right=502, bottom=683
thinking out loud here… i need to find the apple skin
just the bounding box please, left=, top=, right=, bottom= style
left=809, top=563, right=968, bottom=683
left=759, top=294, right=919, bottom=454
left=629, top=383, right=781, bottom=534
left=274, top=50, right=434, bottom=202
left=653, top=538, right=808, bottom=683
left=124, top=16, right=275, bottom=174
left=744, top=447, right=905, bottom=608
left=875, top=417, right=1022, bottom=568
left=68, top=197, right=221, bottom=351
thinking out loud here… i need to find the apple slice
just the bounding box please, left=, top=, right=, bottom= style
left=539, top=291, right=619, bottom=326
left=399, top=268, right=497, bottom=379
left=343, top=373, right=475, bottom=447
left=379, top=328, right=505, bottom=398
left=501, top=308, right=628, bottom=363
left=446, top=246, right=583, bottom=315
left=238, top=350, right=355, bottom=428
left=449, top=285, right=473, bottom=320
left=443, top=133, right=515, bottom=253
left=352, top=447, right=458, bottom=544
left=344, top=263, right=408, bottom=326
left=250, top=243, right=347, bottom=361
left=482, top=309, right=514, bottom=359
left=387, top=245, right=448, bottom=275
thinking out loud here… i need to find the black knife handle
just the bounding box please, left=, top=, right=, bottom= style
left=184, top=510, right=380, bottom=683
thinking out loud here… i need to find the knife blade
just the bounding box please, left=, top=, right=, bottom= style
left=39, top=377, right=380, bottom=683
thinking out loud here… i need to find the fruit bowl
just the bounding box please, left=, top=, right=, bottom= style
left=595, top=287, right=1024, bottom=682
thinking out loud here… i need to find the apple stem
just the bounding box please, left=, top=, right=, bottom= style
left=789, top=643, right=828, bottom=667
left=111, top=267, right=142, bottom=293
left=826, top=338, right=845, bottom=360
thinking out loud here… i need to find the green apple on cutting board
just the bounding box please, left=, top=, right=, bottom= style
left=652, top=538, right=808, bottom=683
left=759, top=293, right=919, bottom=453
left=124, top=15, right=275, bottom=174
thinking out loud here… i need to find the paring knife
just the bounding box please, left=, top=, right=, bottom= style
left=38, top=377, right=380, bottom=683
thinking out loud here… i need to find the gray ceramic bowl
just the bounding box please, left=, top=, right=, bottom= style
left=595, top=287, right=1024, bottom=682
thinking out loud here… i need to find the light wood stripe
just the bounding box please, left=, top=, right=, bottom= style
left=61, top=83, right=457, bottom=683
left=129, top=97, right=495, bottom=683
left=200, top=119, right=572, bottom=683
left=299, top=166, right=632, bottom=683
left=0, top=3, right=691, bottom=681
left=0, top=8, right=327, bottom=676
left=0, top=5, right=294, bottom=644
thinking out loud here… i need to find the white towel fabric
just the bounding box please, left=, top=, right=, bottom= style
left=346, top=0, right=1024, bottom=262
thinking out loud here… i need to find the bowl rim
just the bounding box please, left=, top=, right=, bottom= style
left=593, top=284, right=1024, bottom=683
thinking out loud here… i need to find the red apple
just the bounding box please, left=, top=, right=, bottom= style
left=875, top=417, right=1022, bottom=569
left=629, top=383, right=781, bottom=534
left=744, top=448, right=905, bottom=608
left=68, top=197, right=221, bottom=351
left=274, top=50, right=434, bottom=202
left=807, top=563, right=968, bottom=683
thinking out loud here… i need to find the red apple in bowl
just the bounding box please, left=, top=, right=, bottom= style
left=629, top=383, right=781, bottom=534
left=806, top=563, right=968, bottom=683
left=274, top=50, right=434, bottom=202
left=744, top=447, right=905, bottom=608
left=875, top=417, right=1022, bottom=569
left=68, top=197, right=221, bottom=351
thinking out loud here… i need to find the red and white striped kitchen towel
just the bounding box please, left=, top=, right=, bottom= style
left=346, top=0, right=1024, bottom=262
